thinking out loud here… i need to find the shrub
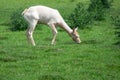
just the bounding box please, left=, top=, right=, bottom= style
left=111, top=12, right=120, bottom=46
left=101, top=0, right=113, bottom=8
left=88, top=0, right=112, bottom=20
left=68, top=3, right=92, bottom=29
left=10, top=8, right=27, bottom=31
left=70, top=0, right=75, bottom=2
left=88, top=0, right=106, bottom=21
left=68, top=0, right=112, bottom=29
left=111, top=14, right=120, bottom=28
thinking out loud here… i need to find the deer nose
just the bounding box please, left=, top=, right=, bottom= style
left=77, top=41, right=80, bottom=44
left=77, top=39, right=81, bottom=44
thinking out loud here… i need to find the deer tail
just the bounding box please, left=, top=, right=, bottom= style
left=22, top=8, right=28, bottom=15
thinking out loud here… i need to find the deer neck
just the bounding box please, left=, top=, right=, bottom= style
left=60, top=21, right=73, bottom=35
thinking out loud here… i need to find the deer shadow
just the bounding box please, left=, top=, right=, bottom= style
left=0, top=37, right=8, bottom=40
left=80, top=39, right=104, bottom=45
left=38, top=74, right=66, bottom=80
left=64, top=39, right=103, bottom=45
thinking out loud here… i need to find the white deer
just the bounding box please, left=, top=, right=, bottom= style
left=22, top=5, right=81, bottom=46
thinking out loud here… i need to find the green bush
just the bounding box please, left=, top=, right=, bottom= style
left=88, top=0, right=112, bottom=20
left=111, top=14, right=120, bottom=28
left=70, top=0, right=75, bottom=2
left=101, top=0, right=113, bottom=8
left=68, top=0, right=112, bottom=29
left=68, top=3, right=92, bottom=29
left=111, top=12, right=120, bottom=46
left=88, top=0, right=106, bottom=21
left=10, top=8, right=27, bottom=31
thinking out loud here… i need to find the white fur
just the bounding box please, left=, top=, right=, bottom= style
left=22, top=5, right=81, bottom=46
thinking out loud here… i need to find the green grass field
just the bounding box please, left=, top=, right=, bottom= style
left=0, top=0, right=120, bottom=80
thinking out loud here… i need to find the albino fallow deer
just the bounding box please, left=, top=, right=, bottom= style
left=22, top=5, right=81, bottom=46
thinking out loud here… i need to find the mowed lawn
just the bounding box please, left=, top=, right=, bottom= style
left=0, top=0, right=120, bottom=80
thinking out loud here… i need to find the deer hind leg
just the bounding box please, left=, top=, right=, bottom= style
left=48, top=23, right=58, bottom=45
left=26, top=20, right=37, bottom=46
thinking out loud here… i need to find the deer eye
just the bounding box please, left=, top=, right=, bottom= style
left=74, top=34, right=79, bottom=38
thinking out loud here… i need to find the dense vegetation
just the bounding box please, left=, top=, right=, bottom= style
left=68, top=0, right=113, bottom=28
left=0, top=0, right=120, bottom=80
left=10, top=0, right=113, bottom=30
left=10, top=8, right=27, bottom=31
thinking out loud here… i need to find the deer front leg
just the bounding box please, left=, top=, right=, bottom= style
left=26, top=27, right=35, bottom=46
left=26, top=20, right=37, bottom=46
left=48, top=23, right=58, bottom=45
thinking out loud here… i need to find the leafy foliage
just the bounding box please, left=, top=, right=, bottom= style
left=88, top=0, right=106, bottom=20
left=68, top=3, right=92, bottom=29
left=10, top=8, right=27, bottom=31
left=68, top=0, right=112, bottom=29
left=101, top=0, right=113, bottom=8
left=111, top=12, right=120, bottom=45
left=111, top=13, right=120, bottom=28
left=69, top=0, right=75, bottom=2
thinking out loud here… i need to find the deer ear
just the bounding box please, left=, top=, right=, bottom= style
left=73, top=27, right=78, bottom=32
left=75, top=27, right=78, bottom=31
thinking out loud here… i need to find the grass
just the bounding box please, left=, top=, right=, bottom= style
left=0, top=22, right=120, bottom=80
left=0, top=0, right=120, bottom=80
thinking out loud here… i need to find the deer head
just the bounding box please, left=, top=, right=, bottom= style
left=70, top=27, right=81, bottom=44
